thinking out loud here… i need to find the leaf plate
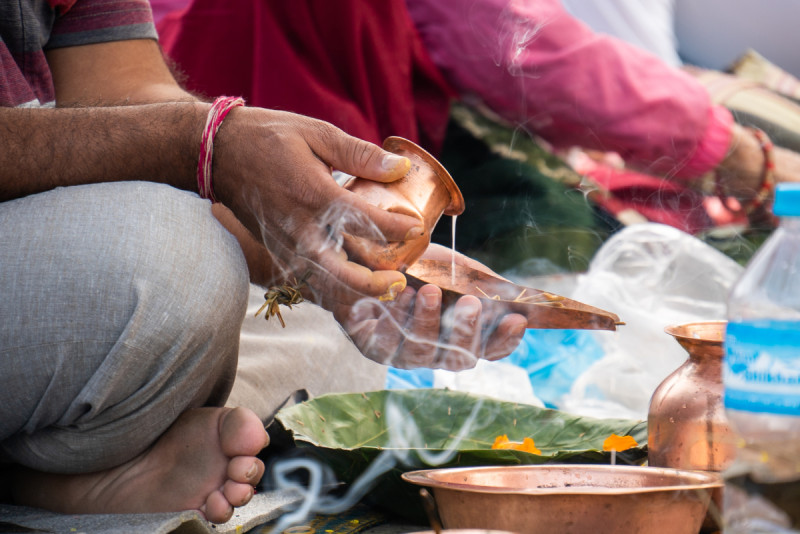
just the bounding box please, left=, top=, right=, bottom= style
left=272, top=389, right=647, bottom=522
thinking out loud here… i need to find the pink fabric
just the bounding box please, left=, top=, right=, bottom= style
left=405, top=0, right=733, bottom=180
left=678, top=104, right=735, bottom=179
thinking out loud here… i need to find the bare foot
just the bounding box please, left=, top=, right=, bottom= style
left=11, top=406, right=269, bottom=524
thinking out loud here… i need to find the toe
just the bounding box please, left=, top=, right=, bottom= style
left=204, top=489, right=234, bottom=524
left=228, top=456, right=265, bottom=485
left=222, top=479, right=255, bottom=507
left=219, top=407, right=270, bottom=457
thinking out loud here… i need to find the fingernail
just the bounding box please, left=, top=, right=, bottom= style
left=379, top=280, right=406, bottom=302
left=456, top=299, right=481, bottom=323
left=421, top=290, right=439, bottom=310
left=246, top=462, right=258, bottom=479
left=404, top=226, right=425, bottom=241
left=382, top=154, right=410, bottom=173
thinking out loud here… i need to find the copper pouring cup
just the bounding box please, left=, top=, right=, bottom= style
left=342, top=136, right=465, bottom=272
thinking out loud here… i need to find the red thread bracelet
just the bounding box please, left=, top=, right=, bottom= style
left=715, top=126, right=776, bottom=215
left=198, top=96, right=245, bottom=202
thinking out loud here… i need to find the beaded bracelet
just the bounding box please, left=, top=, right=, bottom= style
left=197, top=96, right=245, bottom=202
left=715, top=126, right=776, bottom=215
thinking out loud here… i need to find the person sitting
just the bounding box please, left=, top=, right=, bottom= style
left=0, top=0, right=528, bottom=523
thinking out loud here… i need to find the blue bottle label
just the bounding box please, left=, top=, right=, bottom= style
left=724, top=321, right=800, bottom=416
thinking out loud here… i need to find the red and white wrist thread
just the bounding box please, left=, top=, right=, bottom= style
left=197, top=96, right=245, bottom=202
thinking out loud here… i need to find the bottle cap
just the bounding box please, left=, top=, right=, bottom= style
left=772, top=183, right=800, bottom=217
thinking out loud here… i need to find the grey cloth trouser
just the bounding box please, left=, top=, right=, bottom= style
left=0, top=182, right=249, bottom=474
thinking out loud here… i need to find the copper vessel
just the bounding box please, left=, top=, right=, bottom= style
left=403, top=465, right=722, bottom=534
left=648, top=320, right=736, bottom=531
left=343, top=136, right=465, bottom=272
left=405, top=259, right=622, bottom=330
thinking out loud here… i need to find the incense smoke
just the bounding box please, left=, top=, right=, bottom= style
left=269, top=396, right=486, bottom=532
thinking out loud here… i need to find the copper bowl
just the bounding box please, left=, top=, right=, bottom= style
left=402, top=465, right=722, bottom=534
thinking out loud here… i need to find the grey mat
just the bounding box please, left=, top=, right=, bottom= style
left=0, top=489, right=303, bottom=534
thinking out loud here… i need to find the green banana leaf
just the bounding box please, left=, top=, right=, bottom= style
left=272, top=389, right=647, bottom=523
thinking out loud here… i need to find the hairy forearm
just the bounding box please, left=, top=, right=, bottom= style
left=0, top=101, right=209, bottom=202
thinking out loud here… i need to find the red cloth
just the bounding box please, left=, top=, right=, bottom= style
left=571, top=152, right=749, bottom=234
left=584, top=165, right=714, bottom=234
left=157, top=0, right=455, bottom=154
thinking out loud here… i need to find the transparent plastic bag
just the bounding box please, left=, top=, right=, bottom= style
left=560, top=223, right=744, bottom=420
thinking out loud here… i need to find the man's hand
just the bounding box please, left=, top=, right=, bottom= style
left=212, top=108, right=425, bottom=303
left=330, top=244, right=528, bottom=370
left=717, top=124, right=800, bottom=201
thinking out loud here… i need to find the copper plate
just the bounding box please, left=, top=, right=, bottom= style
left=403, top=465, right=722, bottom=534
left=405, top=259, right=622, bottom=330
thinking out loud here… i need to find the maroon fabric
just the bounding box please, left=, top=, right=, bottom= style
left=158, top=0, right=455, bottom=154
left=46, top=0, right=77, bottom=13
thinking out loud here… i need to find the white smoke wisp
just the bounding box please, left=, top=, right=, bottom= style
left=503, top=14, right=546, bottom=80
left=242, top=182, right=387, bottom=292
left=269, top=396, right=486, bottom=532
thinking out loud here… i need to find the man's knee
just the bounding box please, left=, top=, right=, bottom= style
left=0, top=182, right=250, bottom=472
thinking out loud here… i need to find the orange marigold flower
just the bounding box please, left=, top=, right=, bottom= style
left=603, top=433, right=638, bottom=452
left=517, top=437, right=542, bottom=455
left=492, top=435, right=541, bottom=455
left=492, top=435, right=510, bottom=448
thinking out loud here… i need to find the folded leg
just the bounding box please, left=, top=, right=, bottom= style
left=0, top=182, right=249, bottom=473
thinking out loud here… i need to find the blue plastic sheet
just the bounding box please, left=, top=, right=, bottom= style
left=385, top=328, right=603, bottom=409
left=505, top=329, right=604, bottom=408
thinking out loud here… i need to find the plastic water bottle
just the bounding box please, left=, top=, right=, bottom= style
left=723, top=183, right=800, bottom=533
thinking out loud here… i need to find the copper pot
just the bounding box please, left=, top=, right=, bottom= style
left=648, top=320, right=737, bottom=531
left=403, top=465, right=722, bottom=534
left=343, top=136, right=465, bottom=271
